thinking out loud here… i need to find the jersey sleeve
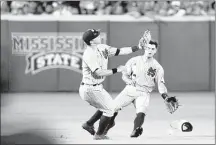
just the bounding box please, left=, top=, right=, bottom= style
left=83, top=50, right=100, bottom=72
left=106, top=45, right=134, bottom=57
left=121, top=58, right=135, bottom=85
left=105, top=44, right=117, bottom=57
left=125, top=57, right=136, bottom=75
left=155, top=66, right=167, bottom=94
left=108, top=46, right=118, bottom=57
left=98, top=44, right=117, bottom=57
left=155, top=66, right=165, bottom=84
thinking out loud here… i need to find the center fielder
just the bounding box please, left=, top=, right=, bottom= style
left=79, top=29, right=146, bottom=140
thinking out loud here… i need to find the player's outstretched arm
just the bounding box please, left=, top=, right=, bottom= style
left=94, top=65, right=126, bottom=77
left=84, top=50, right=126, bottom=77
left=115, top=29, right=152, bottom=55
left=158, top=82, right=180, bottom=114
left=155, top=66, right=168, bottom=96
left=108, top=46, right=140, bottom=57
left=106, top=30, right=151, bottom=57
left=156, top=67, right=179, bottom=114
left=118, top=46, right=140, bottom=55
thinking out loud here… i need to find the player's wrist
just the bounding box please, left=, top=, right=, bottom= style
left=161, top=93, right=168, bottom=100
left=114, top=49, right=120, bottom=56
left=112, top=68, right=118, bottom=74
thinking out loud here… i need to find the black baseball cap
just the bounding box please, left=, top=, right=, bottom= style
left=82, top=29, right=100, bottom=45
left=181, top=122, right=193, bottom=132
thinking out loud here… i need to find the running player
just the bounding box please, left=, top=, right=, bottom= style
left=79, top=29, right=149, bottom=140
left=104, top=39, right=179, bottom=137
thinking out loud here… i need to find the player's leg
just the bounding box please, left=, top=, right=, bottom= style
left=87, top=87, right=115, bottom=139
left=83, top=85, right=130, bottom=130
left=80, top=86, right=114, bottom=139
left=82, top=110, right=102, bottom=135
left=130, top=112, right=145, bottom=138
left=131, top=92, right=150, bottom=137
left=86, top=110, right=102, bottom=126
left=103, top=112, right=118, bottom=135
left=104, top=86, right=135, bottom=135
left=94, top=89, right=115, bottom=139
left=79, top=86, right=98, bottom=135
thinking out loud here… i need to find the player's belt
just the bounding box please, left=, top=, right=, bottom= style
left=81, top=82, right=100, bottom=86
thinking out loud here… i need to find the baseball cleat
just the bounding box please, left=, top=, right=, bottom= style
left=103, top=122, right=115, bottom=135
left=130, top=127, right=143, bottom=138
left=82, top=122, right=95, bottom=135
left=93, top=134, right=110, bottom=140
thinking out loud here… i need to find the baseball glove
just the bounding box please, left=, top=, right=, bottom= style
left=164, top=96, right=180, bottom=114
left=138, top=29, right=151, bottom=49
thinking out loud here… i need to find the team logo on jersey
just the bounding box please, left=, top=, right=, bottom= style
left=147, top=67, right=156, bottom=77
left=12, top=32, right=107, bottom=75
left=102, top=49, right=109, bottom=59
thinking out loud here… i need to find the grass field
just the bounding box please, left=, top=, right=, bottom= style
left=1, top=92, right=215, bottom=144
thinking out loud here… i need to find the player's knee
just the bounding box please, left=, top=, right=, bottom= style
left=136, top=107, right=148, bottom=114
left=103, top=110, right=114, bottom=117
left=100, top=103, right=115, bottom=117
left=136, top=112, right=146, bottom=117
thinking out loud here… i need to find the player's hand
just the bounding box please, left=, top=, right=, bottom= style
left=138, top=30, right=151, bottom=49
left=117, top=65, right=127, bottom=73
left=129, top=80, right=136, bottom=86
left=164, top=96, right=180, bottom=114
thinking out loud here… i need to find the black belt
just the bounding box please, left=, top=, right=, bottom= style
left=81, top=82, right=100, bottom=86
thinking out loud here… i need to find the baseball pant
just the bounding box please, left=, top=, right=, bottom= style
left=114, top=85, right=150, bottom=114
left=79, top=84, right=114, bottom=117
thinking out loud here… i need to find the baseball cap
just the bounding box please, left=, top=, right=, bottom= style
left=82, top=29, right=100, bottom=45
left=181, top=122, right=193, bottom=132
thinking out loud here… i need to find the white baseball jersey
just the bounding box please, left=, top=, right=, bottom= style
left=80, top=44, right=117, bottom=117
left=125, top=56, right=165, bottom=93
left=114, top=56, right=166, bottom=114
left=82, top=44, right=115, bottom=85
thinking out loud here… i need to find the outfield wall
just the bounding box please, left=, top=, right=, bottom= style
left=1, top=15, right=215, bottom=92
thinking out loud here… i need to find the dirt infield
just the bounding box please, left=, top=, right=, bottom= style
left=1, top=92, right=215, bottom=144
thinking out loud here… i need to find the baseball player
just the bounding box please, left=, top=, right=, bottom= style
left=82, top=31, right=179, bottom=138
left=103, top=38, right=180, bottom=138
left=80, top=29, right=145, bottom=140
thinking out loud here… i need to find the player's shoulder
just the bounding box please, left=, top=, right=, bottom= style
left=97, top=44, right=110, bottom=50
left=133, top=56, right=141, bottom=60
left=127, top=56, right=140, bottom=64
left=83, top=47, right=90, bottom=55
left=152, top=59, right=164, bottom=70
left=83, top=46, right=95, bottom=58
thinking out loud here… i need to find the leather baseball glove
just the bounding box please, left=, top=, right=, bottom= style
left=164, top=96, right=180, bottom=114
left=138, top=29, right=151, bottom=49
